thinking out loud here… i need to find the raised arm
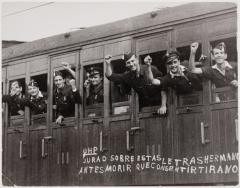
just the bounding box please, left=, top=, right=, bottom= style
left=105, top=55, right=113, bottom=77
left=62, top=62, right=76, bottom=78
left=189, top=42, right=203, bottom=74
left=144, top=55, right=161, bottom=85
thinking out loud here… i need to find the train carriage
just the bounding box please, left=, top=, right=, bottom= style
left=2, top=2, right=238, bottom=186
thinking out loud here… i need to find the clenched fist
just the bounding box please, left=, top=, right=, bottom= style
left=144, top=55, right=152, bottom=66
left=105, top=55, right=112, bottom=65
left=69, top=79, right=77, bottom=91
left=190, top=42, right=199, bottom=54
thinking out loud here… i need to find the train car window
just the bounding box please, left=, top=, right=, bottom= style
left=175, top=44, right=203, bottom=106
left=29, top=74, right=48, bottom=126
left=4, top=78, right=26, bottom=127
left=52, top=68, right=76, bottom=122
left=138, top=51, right=167, bottom=111
left=177, top=44, right=202, bottom=68
left=83, top=63, right=104, bottom=118
left=210, top=37, right=237, bottom=103
left=110, top=59, right=130, bottom=115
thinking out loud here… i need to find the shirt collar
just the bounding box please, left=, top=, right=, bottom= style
left=169, top=65, right=186, bottom=78
left=212, top=61, right=232, bottom=75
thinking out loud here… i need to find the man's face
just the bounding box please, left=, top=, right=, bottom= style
left=167, top=58, right=180, bottom=74
left=54, top=75, right=65, bottom=89
left=10, top=82, right=22, bottom=96
left=28, top=86, right=39, bottom=97
left=125, top=55, right=138, bottom=71
left=212, top=48, right=227, bottom=65
left=90, top=73, right=102, bottom=86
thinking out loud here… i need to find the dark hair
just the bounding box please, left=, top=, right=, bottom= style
left=28, top=79, right=39, bottom=87
left=54, top=71, right=64, bottom=78
left=11, top=80, right=22, bottom=88
left=211, top=42, right=227, bottom=54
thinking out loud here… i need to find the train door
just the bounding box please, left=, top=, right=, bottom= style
left=3, top=63, right=28, bottom=185
left=104, top=38, right=134, bottom=185
left=172, top=23, right=214, bottom=184
left=48, top=51, right=80, bottom=185
left=133, top=31, right=175, bottom=185
left=79, top=44, right=107, bottom=185
left=27, top=57, right=49, bottom=185
left=207, top=36, right=238, bottom=184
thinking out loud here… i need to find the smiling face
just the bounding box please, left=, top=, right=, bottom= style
left=10, top=81, right=22, bottom=96
left=125, top=55, right=139, bottom=71
left=28, top=85, right=39, bottom=97
left=212, top=48, right=227, bottom=65
left=167, top=57, right=181, bottom=74
left=90, top=74, right=102, bottom=86
left=54, top=75, right=65, bottom=89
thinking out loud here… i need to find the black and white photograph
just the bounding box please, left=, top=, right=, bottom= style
left=1, top=0, right=238, bottom=186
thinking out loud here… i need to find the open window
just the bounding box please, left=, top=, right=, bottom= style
left=138, top=50, right=167, bottom=111
left=7, top=78, right=26, bottom=127
left=210, top=37, right=237, bottom=103
left=52, top=67, right=76, bottom=122
left=83, top=63, right=104, bottom=118
left=29, top=74, right=48, bottom=126
left=175, top=44, right=203, bottom=107
left=110, top=59, right=130, bottom=115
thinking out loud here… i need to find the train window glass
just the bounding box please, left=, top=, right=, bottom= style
left=210, top=37, right=237, bottom=103
left=138, top=51, right=167, bottom=111
left=29, top=74, right=48, bottom=125
left=83, top=63, right=103, bottom=118
left=52, top=68, right=76, bottom=122
left=110, top=59, right=130, bottom=115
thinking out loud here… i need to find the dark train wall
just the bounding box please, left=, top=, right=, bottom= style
left=2, top=2, right=238, bottom=186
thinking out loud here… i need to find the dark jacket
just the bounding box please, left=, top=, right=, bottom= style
left=53, top=84, right=81, bottom=118
left=86, top=82, right=103, bottom=105
left=24, top=91, right=47, bottom=115
left=2, top=94, right=25, bottom=116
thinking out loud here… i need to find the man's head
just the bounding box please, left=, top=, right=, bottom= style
left=28, top=80, right=40, bottom=97
left=123, top=52, right=139, bottom=71
left=10, top=80, right=23, bottom=96
left=89, top=67, right=103, bottom=86
left=165, top=51, right=181, bottom=74
left=211, top=42, right=227, bottom=65
left=54, top=71, right=65, bottom=89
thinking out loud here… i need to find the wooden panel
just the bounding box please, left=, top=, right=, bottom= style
left=60, top=126, right=79, bottom=185
left=28, top=129, right=48, bottom=185
left=175, top=24, right=202, bottom=44
left=79, top=123, right=105, bottom=185
left=5, top=132, right=27, bottom=185
left=210, top=107, right=238, bottom=183
left=107, top=120, right=133, bottom=185
left=104, top=40, right=131, bottom=56
left=206, top=17, right=237, bottom=37
left=7, top=63, right=26, bottom=78
left=81, top=45, right=104, bottom=62
left=49, top=127, right=62, bottom=185
left=51, top=52, right=78, bottom=68
left=136, top=33, right=170, bottom=54
left=134, top=116, right=174, bottom=185
left=174, top=112, right=213, bottom=184
left=29, top=57, right=48, bottom=73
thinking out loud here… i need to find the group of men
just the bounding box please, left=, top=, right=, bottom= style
left=3, top=41, right=238, bottom=123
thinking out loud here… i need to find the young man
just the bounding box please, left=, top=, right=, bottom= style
left=84, top=66, right=103, bottom=105
left=24, top=79, right=47, bottom=115
left=189, top=42, right=237, bottom=88
left=105, top=53, right=167, bottom=115
left=53, top=71, right=81, bottom=124
left=2, top=80, right=25, bottom=116
left=145, top=50, right=202, bottom=94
